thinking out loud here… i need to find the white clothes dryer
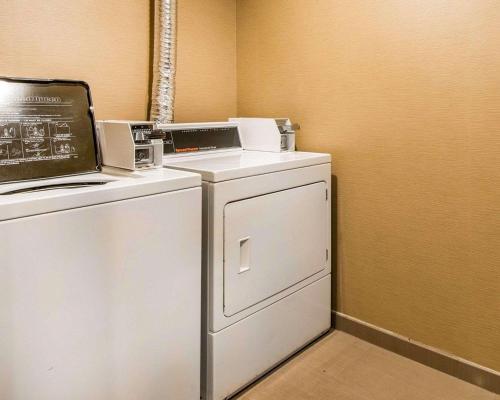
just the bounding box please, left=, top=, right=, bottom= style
left=160, top=122, right=332, bottom=400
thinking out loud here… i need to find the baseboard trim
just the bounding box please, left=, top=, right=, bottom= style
left=334, top=312, right=500, bottom=394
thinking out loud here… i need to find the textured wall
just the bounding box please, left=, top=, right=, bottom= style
left=175, top=0, right=237, bottom=122
left=0, top=0, right=150, bottom=120
left=0, top=0, right=237, bottom=122
left=237, top=0, right=500, bottom=371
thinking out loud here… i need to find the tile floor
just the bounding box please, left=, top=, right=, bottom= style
left=234, top=331, right=499, bottom=400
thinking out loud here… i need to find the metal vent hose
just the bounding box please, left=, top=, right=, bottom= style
left=150, top=0, right=177, bottom=124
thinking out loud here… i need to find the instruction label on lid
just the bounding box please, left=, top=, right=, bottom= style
left=0, top=79, right=99, bottom=183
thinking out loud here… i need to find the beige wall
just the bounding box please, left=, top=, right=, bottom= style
left=0, top=0, right=150, bottom=120
left=175, top=0, right=237, bottom=122
left=237, top=0, right=500, bottom=371
left=0, top=0, right=237, bottom=122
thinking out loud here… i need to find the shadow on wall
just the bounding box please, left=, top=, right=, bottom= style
left=331, top=175, right=338, bottom=320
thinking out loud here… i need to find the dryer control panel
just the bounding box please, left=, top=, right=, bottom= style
left=157, top=122, right=241, bottom=156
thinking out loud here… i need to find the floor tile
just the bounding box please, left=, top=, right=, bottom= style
left=234, top=331, right=498, bottom=400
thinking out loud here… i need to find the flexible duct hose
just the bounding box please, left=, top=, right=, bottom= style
left=150, top=0, right=176, bottom=123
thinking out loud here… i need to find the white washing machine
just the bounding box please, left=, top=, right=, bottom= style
left=0, top=167, right=202, bottom=400
left=0, top=77, right=202, bottom=400
left=160, top=123, right=332, bottom=400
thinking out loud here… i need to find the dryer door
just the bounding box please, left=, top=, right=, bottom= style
left=223, top=182, right=328, bottom=317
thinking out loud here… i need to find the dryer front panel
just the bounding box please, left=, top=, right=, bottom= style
left=223, top=182, right=328, bottom=316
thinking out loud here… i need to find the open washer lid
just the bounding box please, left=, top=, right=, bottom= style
left=0, top=77, right=100, bottom=184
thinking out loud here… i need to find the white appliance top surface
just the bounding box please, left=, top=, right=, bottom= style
left=0, top=167, right=200, bottom=221
left=163, top=151, right=331, bottom=182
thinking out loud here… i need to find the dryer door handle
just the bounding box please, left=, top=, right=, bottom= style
left=239, top=237, right=251, bottom=274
